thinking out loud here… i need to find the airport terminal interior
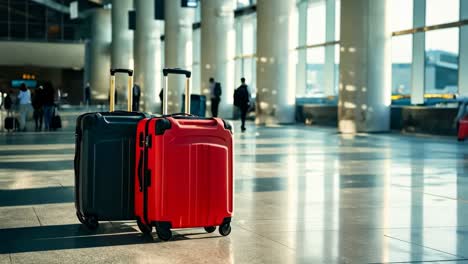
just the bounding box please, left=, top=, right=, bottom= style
left=1, top=0, right=468, bottom=263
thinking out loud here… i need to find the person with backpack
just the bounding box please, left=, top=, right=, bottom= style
left=234, top=77, right=251, bottom=132
left=209, top=77, right=222, bottom=117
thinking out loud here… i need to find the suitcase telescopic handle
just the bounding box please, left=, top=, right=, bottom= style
left=162, top=68, right=191, bottom=78
left=162, top=68, right=191, bottom=116
left=111, top=69, right=133, bottom=76
left=109, top=68, right=134, bottom=112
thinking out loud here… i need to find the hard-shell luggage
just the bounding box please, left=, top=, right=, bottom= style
left=458, top=117, right=468, bottom=141
left=134, top=68, right=233, bottom=241
left=74, top=68, right=146, bottom=229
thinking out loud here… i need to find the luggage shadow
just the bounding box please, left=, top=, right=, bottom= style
left=0, top=186, right=74, bottom=207
left=0, top=223, right=153, bottom=254
left=0, top=223, right=224, bottom=254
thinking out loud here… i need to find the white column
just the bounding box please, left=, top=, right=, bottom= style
left=200, top=0, right=236, bottom=118
left=165, top=1, right=194, bottom=114
left=87, top=8, right=111, bottom=104
left=134, top=0, right=162, bottom=113
left=338, top=0, right=391, bottom=133
left=411, top=0, right=426, bottom=104
left=111, top=0, right=133, bottom=105
left=256, top=0, right=296, bottom=124
left=324, top=0, right=336, bottom=96
left=296, top=1, right=307, bottom=97
left=459, top=0, right=468, bottom=97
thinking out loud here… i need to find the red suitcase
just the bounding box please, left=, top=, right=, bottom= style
left=134, top=68, right=233, bottom=241
left=458, top=117, right=468, bottom=141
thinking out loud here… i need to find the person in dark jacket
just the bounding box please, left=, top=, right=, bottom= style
left=210, top=78, right=221, bottom=117
left=3, top=91, right=12, bottom=114
left=233, top=77, right=251, bottom=132
left=84, top=82, right=91, bottom=106
left=32, top=86, right=44, bottom=131
left=133, top=83, right=141, bottom=111
left=42, top=82, right=55, bottom=131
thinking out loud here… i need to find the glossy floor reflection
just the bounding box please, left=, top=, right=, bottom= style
left=1, top=120, right=468, bottom=263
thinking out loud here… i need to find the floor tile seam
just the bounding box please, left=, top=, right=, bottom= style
left=369, top=258, right=468, bottom=264
left=383, top=234, right=466, bottom=259
left=31, top=207, right=43, bottom=227
left=396, top=188, right=468, bottom=203
left=8, top=254, right=11, bottom=264
left=233, top=223, right=297, bottom=252
left=242, top=224, right=468, bottom=234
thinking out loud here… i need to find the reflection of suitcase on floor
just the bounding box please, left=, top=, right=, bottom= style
left=74, top=68, right=147, bottom=230
left=134, top=68, right=233, bottom=241
left=458, top=117, right=468, bottom=141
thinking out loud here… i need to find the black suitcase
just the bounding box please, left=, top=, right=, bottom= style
left=51, top=107, right=62, bottom=130
left=74, top=69, right=147, bottom=230
left=5, top=116, right=18, bottom=130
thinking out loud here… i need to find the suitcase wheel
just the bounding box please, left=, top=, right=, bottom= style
left=137, top=219, right=153, bottom=235
left=156, top=225, right=172, bottom=241
left=204, top=226, right=216, bottom=233
left=84, top=215, right=99, bottom=230
left=218, top=222, right=231, bottom=236
left=76, top=211, right=99, bottom=230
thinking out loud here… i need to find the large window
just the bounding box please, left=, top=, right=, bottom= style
left=306, top=47, right=325, bottom=97
left=390, top=0, right=413, bottom=97
left=235, top=14, right=256, bottom=97
left=426, top=0, right=459, bottom=25
left=392, top=35, right=413, bottom=95
left=0, top=0, right=80, bottom=41
left=391, top=0, right=464, bottom=102
left=425, top=28, right=459, bottom=94
left=307, top=1, right=326, bottom=45
left=297, top=0, right=340, bottom=99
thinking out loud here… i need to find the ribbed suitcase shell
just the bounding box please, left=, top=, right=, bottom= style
left=135, top=116, right=233, bottom=229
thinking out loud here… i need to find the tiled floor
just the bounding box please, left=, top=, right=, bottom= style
left=1, top=114, right=468, bottom=263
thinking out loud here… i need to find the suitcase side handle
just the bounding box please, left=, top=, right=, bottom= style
left=162, top=68, right=191, bottom=116
left=109, top=68, right=134, bottom=112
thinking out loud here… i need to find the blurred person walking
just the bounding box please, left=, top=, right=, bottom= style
left=42, top=82, right=55, bottom=131
left=84, top=82, right=91, bottom=106
left=32, top=86, right=44, bottom=131
left=17, top=83, right=32, bottom=132
left=209, top=77, right=221, bottom=117
left=133, top=83, right=141, bottom=111
left=234, top=77, right=251, bottom=132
